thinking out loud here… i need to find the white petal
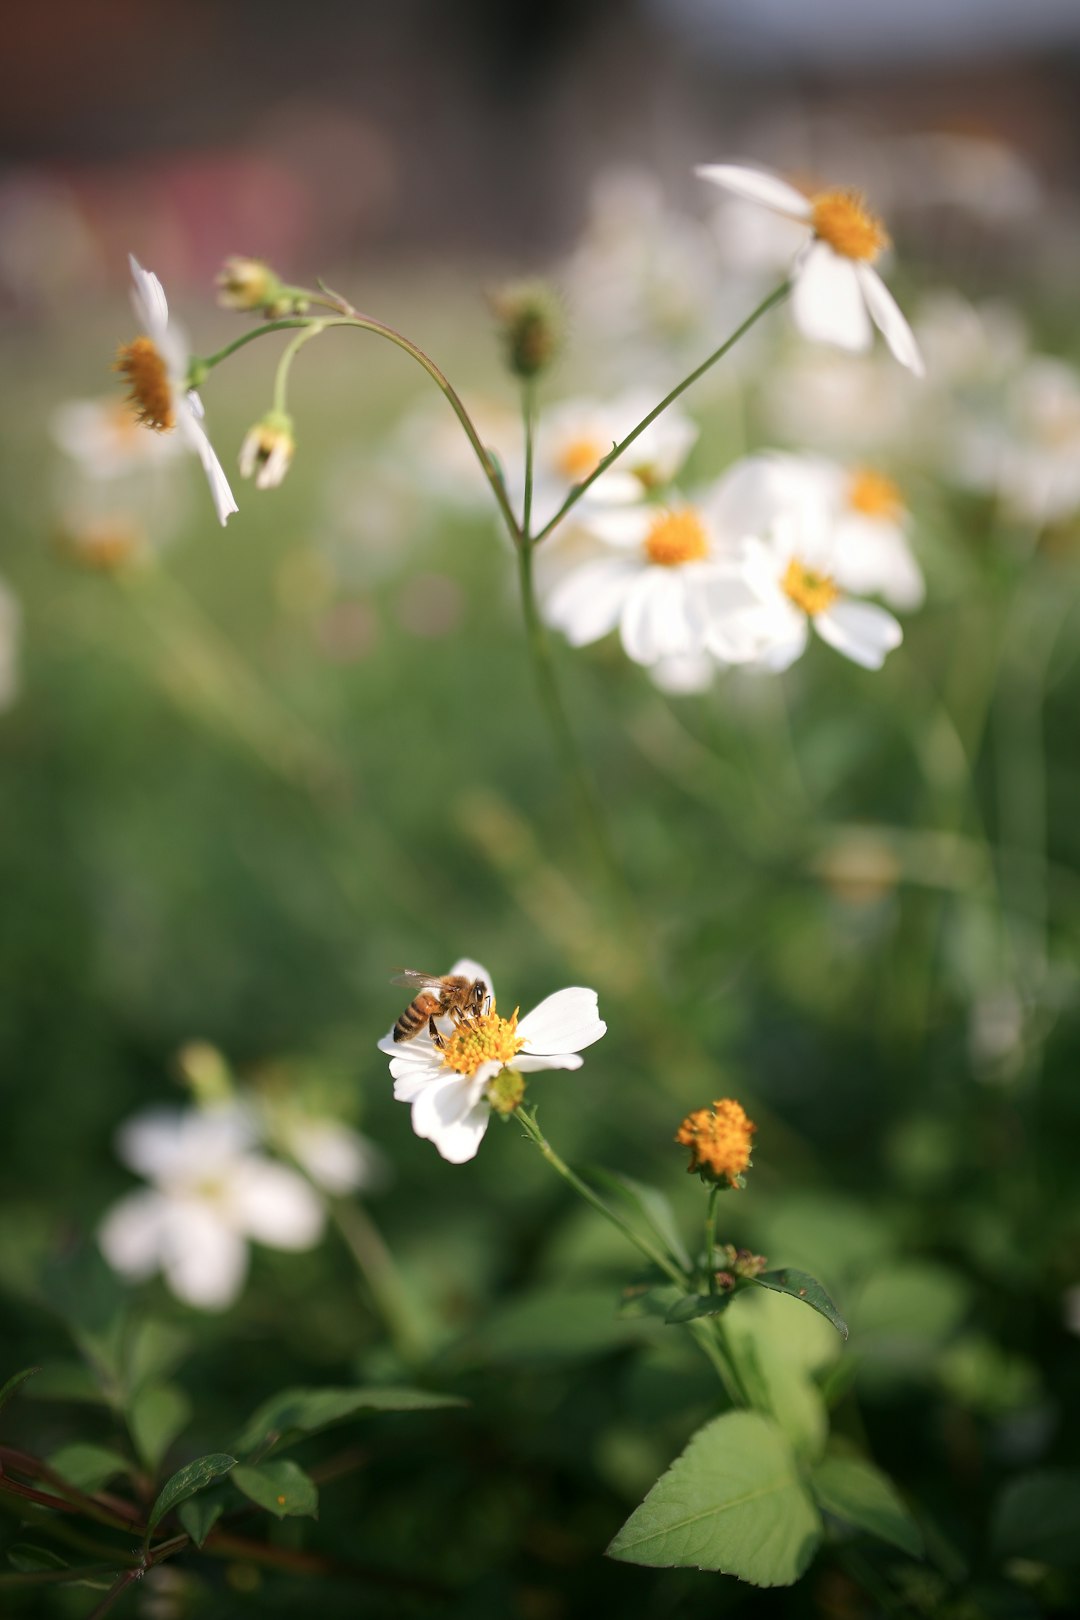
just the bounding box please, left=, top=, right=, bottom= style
left=578, top=506, right=654, bottom=548
left=755, top=607, right=810, bottom=671
left=792, top=244, right=873, bottom=352
left=116, top=1106, right=252, bottom=1183
left=649, top=652, right=719, bottom=693
left=408, top=1071, right=491, bottom=1163
left=159, top=1203, right=249, bottom=1311
left=509, top=1052, right=585, bottom=1072
left=178, top=399, right=239, bottom=526
left=227, top=1159, right=325, bottom=1249
left=388, top=1046, right=444, bottom=1087
left=98, top=1189, right=170, bottom=1280
left=546, top=556, right=640, bottom=648
left=517, top=987, right=606, bottom=1055
left=128, top=255, right=170, bottom=337
left=855, top=265, right=925, bottom=377
left=694, top=164, right=812, bottom=222
left=832, top=518, right=925, bottom=610
left=619, top=569, right=701, bottom=664
left=288, top=1122, right=388, bottom=1195
left=448, top=958, right=494, bottom=998
left=815, top=599, right=902, bottom=669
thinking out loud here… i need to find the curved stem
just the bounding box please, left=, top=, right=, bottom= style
left=272, top=322, right=327, bottom=415
left=531, top=280, right=790, bottom=544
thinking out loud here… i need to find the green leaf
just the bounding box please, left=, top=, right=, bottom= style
left=235, top=1386, right=465, bottom=1457
left=129, top=1383, right=192, bottom=1474
left=853, top=1262, right=971, bottom=1374
left=45, top=1444, right=130, bottom=1494
left=811, top=1454, right=924, bottom=1558
left=607, top=1410, right=822, bottom=1585
left=754, top=1270, right=848, bottom=1340
left=0, top=1367, right=40, bottom=1418
left=146, top=1453, right=236, bottom=1537
left=177, top=1494, right=225, bottom=1549
left=590, top=1171, right=692, bottom=1270
left=6, top=1544, right=69, bottom=1573
left=465, top=1286, right=653, bottom=1368
left=233, top=1460, right=318, bottom=1520
left=991, top=1469, right=1080, bottom=1566
left=619, top=1283, right=684, bottom=1322
left=20, top=1361, right=107, bottom=1405
left=724, top=1292, right=831, bottom=1463
left=665, top=1292, right=736, bottom=1324
left=122, top=1319, right=192, bottom=1398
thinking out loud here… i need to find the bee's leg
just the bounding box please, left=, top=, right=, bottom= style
left=428, top=1016, right=446, bottom=1048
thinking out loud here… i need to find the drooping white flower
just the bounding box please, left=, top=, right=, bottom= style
left=541, top=476, right=769, bottom=670
left=695, top=163, right=924, bottom=375
left=377, top=958, right=606, bottom=1164
left=115, top=257, right=238, bottom=526
left=98, top=1105, right=324, bottom=1309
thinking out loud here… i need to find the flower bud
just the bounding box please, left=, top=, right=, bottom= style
left=486, top=1067, right=526, bottom=1116
left=675, top=1097, right=756, bottom=1188
left=216, top=258, right=307, bottom=318
left=490, top=280, right=563, bottom=380
left=176, top=1041, right=233, bottom=1105
left=238, top=412, right=295, bottom=490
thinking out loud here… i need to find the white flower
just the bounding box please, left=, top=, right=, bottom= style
left=98, top=1105, right=324, bottom=1310
left=377, top=958, right=606, bottom=1164
left=51, top=396, right=183, bottom=480
left=953, top=356, right=1080, bottom=524
left=695, top=163, right=924, bottom=375
left=541, top=477, right=768, bottom=669
left=116, top=256, right=238, bottom=526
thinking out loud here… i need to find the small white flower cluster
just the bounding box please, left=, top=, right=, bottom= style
left=98, top=1100, right=382, bottom=1310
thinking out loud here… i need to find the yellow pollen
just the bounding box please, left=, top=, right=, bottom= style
left=114, top=336, right=175, bottom=432
left=644, top=509, right=709, bottom=567
left=675, top=1098, right=756, bottom=1186
left=810, top=189, right=889, bottom=262
left=439, top=1000, right=525, bottom=1078
left=848, top=468, right=904, bottom=522
left=556, top=436, right=604, bottom=482
left=782, top=558, right=840, bottom=618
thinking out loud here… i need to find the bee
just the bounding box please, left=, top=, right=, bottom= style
left=390, top=970, right=489, bottom=1047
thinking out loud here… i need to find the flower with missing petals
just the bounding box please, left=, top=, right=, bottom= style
left=239, top=413, right=295, bottom=490
left=695, top=163, right=924, bottom=375
left=98, top=1105, right=324, bottom=1310
left=377, top=958, right=606, bottom=1163
left=114, top=256, right=238, bottom=525
left=676, top=1098, right=756, bottom=1187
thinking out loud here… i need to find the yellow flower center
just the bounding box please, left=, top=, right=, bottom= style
left=848, top=468, right=904, bottom=522
left=556, top=435, right=605, bottom=482
left=675, top=1098, right=756, bottom=1186
left=782, top=558, right=839, bottom=617
left=63, top=517, right=143, bottom=572
left=439, top=1001, right=525, bottom=1078
left=115, top=337, right=174, bottom=432
left=810, top=190, right=889, bottom=263
left=644, top=509, right=709, bottom=567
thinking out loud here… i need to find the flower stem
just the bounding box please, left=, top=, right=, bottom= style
left=704, top=1184, right=721, bottom=1293
left=272, top=322, right=327, bottom=415
left=530, top=279, right=790, bottom=544
left=521, top=379, right=536, bottom=539
left=331, top=1200, right=432, bottom=1369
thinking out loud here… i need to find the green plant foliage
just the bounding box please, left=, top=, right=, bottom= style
left=590, top=1171, right=692, bottom=1269
left=664, top=1291, right=735, bottom=1323
left=753, top=1268, right=848, bottom=1339
left=145, top=1453, right=237, bottom=1537
left=991, top=1469, right=1080, bottom=1567
left=607, top=1410, right=821, bottom=1585
left=129, top=1381, right=192, bottom=1473
left=233, top=1385, right=465, bottom=1457
left=811, top=1452, right=924, bottom=1558
left=0, top=1367, right=39, bottom=1419
left=177, top=1493, right=225, bottom=1549
left=44, top=1443, right=130, bottom=1493
left=233, top=1459, right=319, bottom=1519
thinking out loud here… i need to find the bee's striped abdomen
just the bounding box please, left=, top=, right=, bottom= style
left=393, top=992, right=440, bottom=1043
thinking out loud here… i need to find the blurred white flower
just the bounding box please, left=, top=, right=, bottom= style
left=51, top=396, right=183, bottom=480
left=98, top=1105, right=324, bottom=1310
left=953, top=356, right=1080, bottom=525
left=761, top=343, right=918, bottom=456
left=1063, top=1286, right=1080, bottom=1338
left=0, top=579, right=20, bottom=712
left=391, top=394, right=520, bottom=512
left=542, top=477, right=767, bottom=670
left=377, top=958, right=606, bottom=1164
left=270, top=1110, right=390, bottom=1197
left=116, top=256, right=237, bottom=526
left=695, top=163, right=924, bottom=375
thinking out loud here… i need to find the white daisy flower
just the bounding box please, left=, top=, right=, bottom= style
left=704, top=499, right=903, bottom=672
left=115, top=256, right=238, bottom=526
left=98, top=1105, right=324, bottom=1310
left=51, top=396, right=183, bottom=480
left=541, top=478, right=768, bottom=669
left=377, top=958, right=606, bottom=1164
left=695, top=163, right=924, bottom=376
left=719, top=453, right=924, bottom=611
left=954, top=355, right=1080, bottom=525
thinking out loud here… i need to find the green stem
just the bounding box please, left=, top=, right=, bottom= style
left=521, top=379, right=536, bottom=540
left=531, top=279, right=790, bottom=544
left=272, top=322, right=327, bottom=416
left=332, top=1201, right=432, bottom=1368
left=704, top=1184, right=721, bottom=1293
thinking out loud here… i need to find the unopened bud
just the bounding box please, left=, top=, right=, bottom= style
left=176, top=1041, right=233, bottom=1105
left=490, top=280, right=562, bottom=380
left=217, top=258, right=306, bottom=318
left=721, top=1243, right=768, bottom=1279
left=239, top=412, right=295, bottom=490
left=486, top=1067, right=526, bottom=1116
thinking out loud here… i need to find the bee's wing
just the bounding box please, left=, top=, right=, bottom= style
left=390, top=969, right=444, bottom=990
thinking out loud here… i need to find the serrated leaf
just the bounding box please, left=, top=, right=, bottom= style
left=129, top=1383, right=192, bottom=1474
left=665, top=1292, right=736, bottom=1324
left=0, top=1367, right=40, bottom=1418
left=591, top=1171, right=692, bottom=1270
left=146, top=1453, right=236, bottom=1536
left=177, top=1494, right=224, bottom=1549
left=233, top=1460, right=318, bottom=1520
left=235, top=1386, right=465, bottom=1457
left=45, top=1444, right=130, bottom=1493
left=991, top=1469, right=1080, bottom=1566
left=607, top=1410, right=822, bottom=1585
left=754, top=1270, right=848, bottom=1339
left=812, top=1454, right=924, bottom=1558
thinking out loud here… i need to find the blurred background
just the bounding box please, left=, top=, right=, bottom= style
left=3, top=3, right=1080, bottom=1616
